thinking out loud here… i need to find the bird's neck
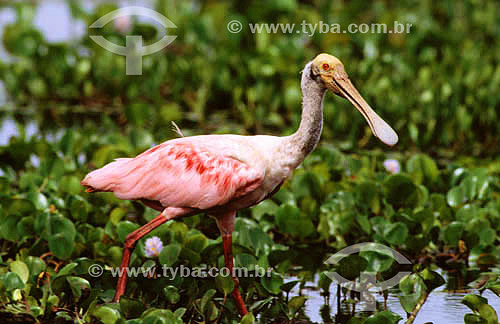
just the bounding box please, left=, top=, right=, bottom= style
left=283, top=63, right=326, bottom=168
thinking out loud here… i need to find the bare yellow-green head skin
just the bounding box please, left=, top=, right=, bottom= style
left=311, top=53, right=398, bottom=146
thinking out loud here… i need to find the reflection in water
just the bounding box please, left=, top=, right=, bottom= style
left=287, top=275, right=500, bottom=324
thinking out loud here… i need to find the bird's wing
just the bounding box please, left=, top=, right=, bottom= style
left=81, top=137, right=265, bottom=210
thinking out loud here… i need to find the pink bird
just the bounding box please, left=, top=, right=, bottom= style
left=81, top=53, right=398, bottom=316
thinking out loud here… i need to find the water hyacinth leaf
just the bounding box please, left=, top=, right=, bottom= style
left=163, top=286, right=180, bottom=304
left=185, top=233, right=208, bottom=253
left=2, top=272, right=25, bottom=290
left=291, top=171, right=322, bottom=199
left=215, top=273, right=234, bottom=296
left=447, top=186, right=466, bottom=207
left=464, top=314, right=487, bottom=324
left=419, top=268, right=445, bottom=291
left=252, top=200, right=279, bottom=220
left=7, top=198, right=35, bottom=216
left=364, top=310, right=402, bottom=324
left=55, top=263, right=78, bottom=278
left=443, top=222, right=464, bottom=246
left=119, top=296, right=145, bottom=319
left=200, top=289, right=216, bottom=314
left=346, top=317, right=365, bottom=324
left=109, top=207, right=128, bottom=225
left=462, top=294, right=489, bottom=313
left=60, top=175, right=82, bottom=194
left=240, top=313, right=256, bottom=324
left=66, top=276, right=90, bottom=299
left=479, top=227, right=496, bottom=247
left=179, top=247, right=201, bottom=265
left=355, top=181, right=380, bottom=214
left=50, top=215, right=76, bottom=239
left=261, top=272, right=283, bottom=294
left=70, top=195, right=89, bottom=221
left=384, top=174, right=418, bottom=208
left=26, top=191, right=49, bottom=210
left=116, top=221, right=140, bottom=243
left=336, top=255, right=368, bottom=281
left=10, top=260, right=29, bottom=284
left=25, top=256, right=46, bottom=278
left=288, top=295, right=307, bottom=313
left=406, top=154, right=439, bottom=186
left=275, top=203, right=314, bottom=238
left=359, top=251, right=394, bottom=273
left=0, top=215, right=20, bottom=241
left=49, top=232, right=75, bottom=259
left=399, top=274, right=425, bottom=313
left=92, top=305, right=121, bottom=324
left=383, top=222, right=408, bottom=245
left=281, top=280, right=300, bottom=293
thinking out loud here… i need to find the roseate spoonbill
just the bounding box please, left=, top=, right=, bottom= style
left=81, top=53, right=398, bottom=316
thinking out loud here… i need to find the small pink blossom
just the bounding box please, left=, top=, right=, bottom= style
left=145, top=236, right=163, bottom=257
left=114, top=15, right=132, bottom=34
left=383, top=159, right=400, bottom=174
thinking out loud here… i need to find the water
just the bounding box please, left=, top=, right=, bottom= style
left=1, top=1, right=500, bottom=323
left=288, top=275, right=500, bottom=323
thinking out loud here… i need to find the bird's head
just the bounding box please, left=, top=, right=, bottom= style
left=310, top=53, right=398, bottom=146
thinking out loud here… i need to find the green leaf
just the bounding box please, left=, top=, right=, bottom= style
left=261, top=272, right=283, bottom=294
left=200, top=289, right=216, bottom=314
left=158, top=243, right=182, bottom=267
left=288, top=295, right=307, bottom=313
left=116, top=221, right=139, bottom=243
left=49, top=232, right=75, bottom=259
left=365, top=310, right=402, bottom=324
left=2, top=272, right=25, bottom=290
left=275, top=203, right=314, bottom=238
left=163, top=286, right=180, bottom=304
left=447, top=186, right=466, bottom=207
left=10, top=260, right=29, bottom=284
left=240, top=312, right=255, bottom=324
left=406, top=154, right=439, bottom=185
left=109, top=207, right=128, bottom=225
left=66, top=276, right=90, bottom=299
left=443, top=221, right=464, bottom=246
left=215, top=273, right=235, bottom=296
left=119, top=296, right=145, bottom=319
left=462, top=294, right=489, bottom=313
left=399, top=274, right=425, bottom=313
left=26, top=191, right=48, bottom=210
left=419, top=268, right=445, bottom=291
left=384, top=174, right=418, bottom=208
left=337, top=255, right=368, bottom=280
left=383, top=222, right=409, bottom=245
left=56, top=263, right=78, bottom=278
left=185, top=234, right=208, bottom=253
left=359, top=251, right=394, bottom=273
left=92, top=305, right=121, bottom=324
left=464, top=313, right=487, bottom=324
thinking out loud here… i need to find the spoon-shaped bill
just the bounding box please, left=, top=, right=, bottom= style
left=334, top=77, right=398, bottom=146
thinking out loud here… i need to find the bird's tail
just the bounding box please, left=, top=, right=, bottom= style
left=81, top=158, right=133, bottom=193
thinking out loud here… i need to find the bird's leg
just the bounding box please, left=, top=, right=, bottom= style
left=215, top=211, right=248, bottom=316
left=113, top=207, right=190, bottom=302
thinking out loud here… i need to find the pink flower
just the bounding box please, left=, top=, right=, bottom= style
left=383, top=159, right=400, bottom=174
left=145, top=236, right=163, bottom=257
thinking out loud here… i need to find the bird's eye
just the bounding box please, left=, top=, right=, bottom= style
left=322, top=63, right=330, bottom=71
